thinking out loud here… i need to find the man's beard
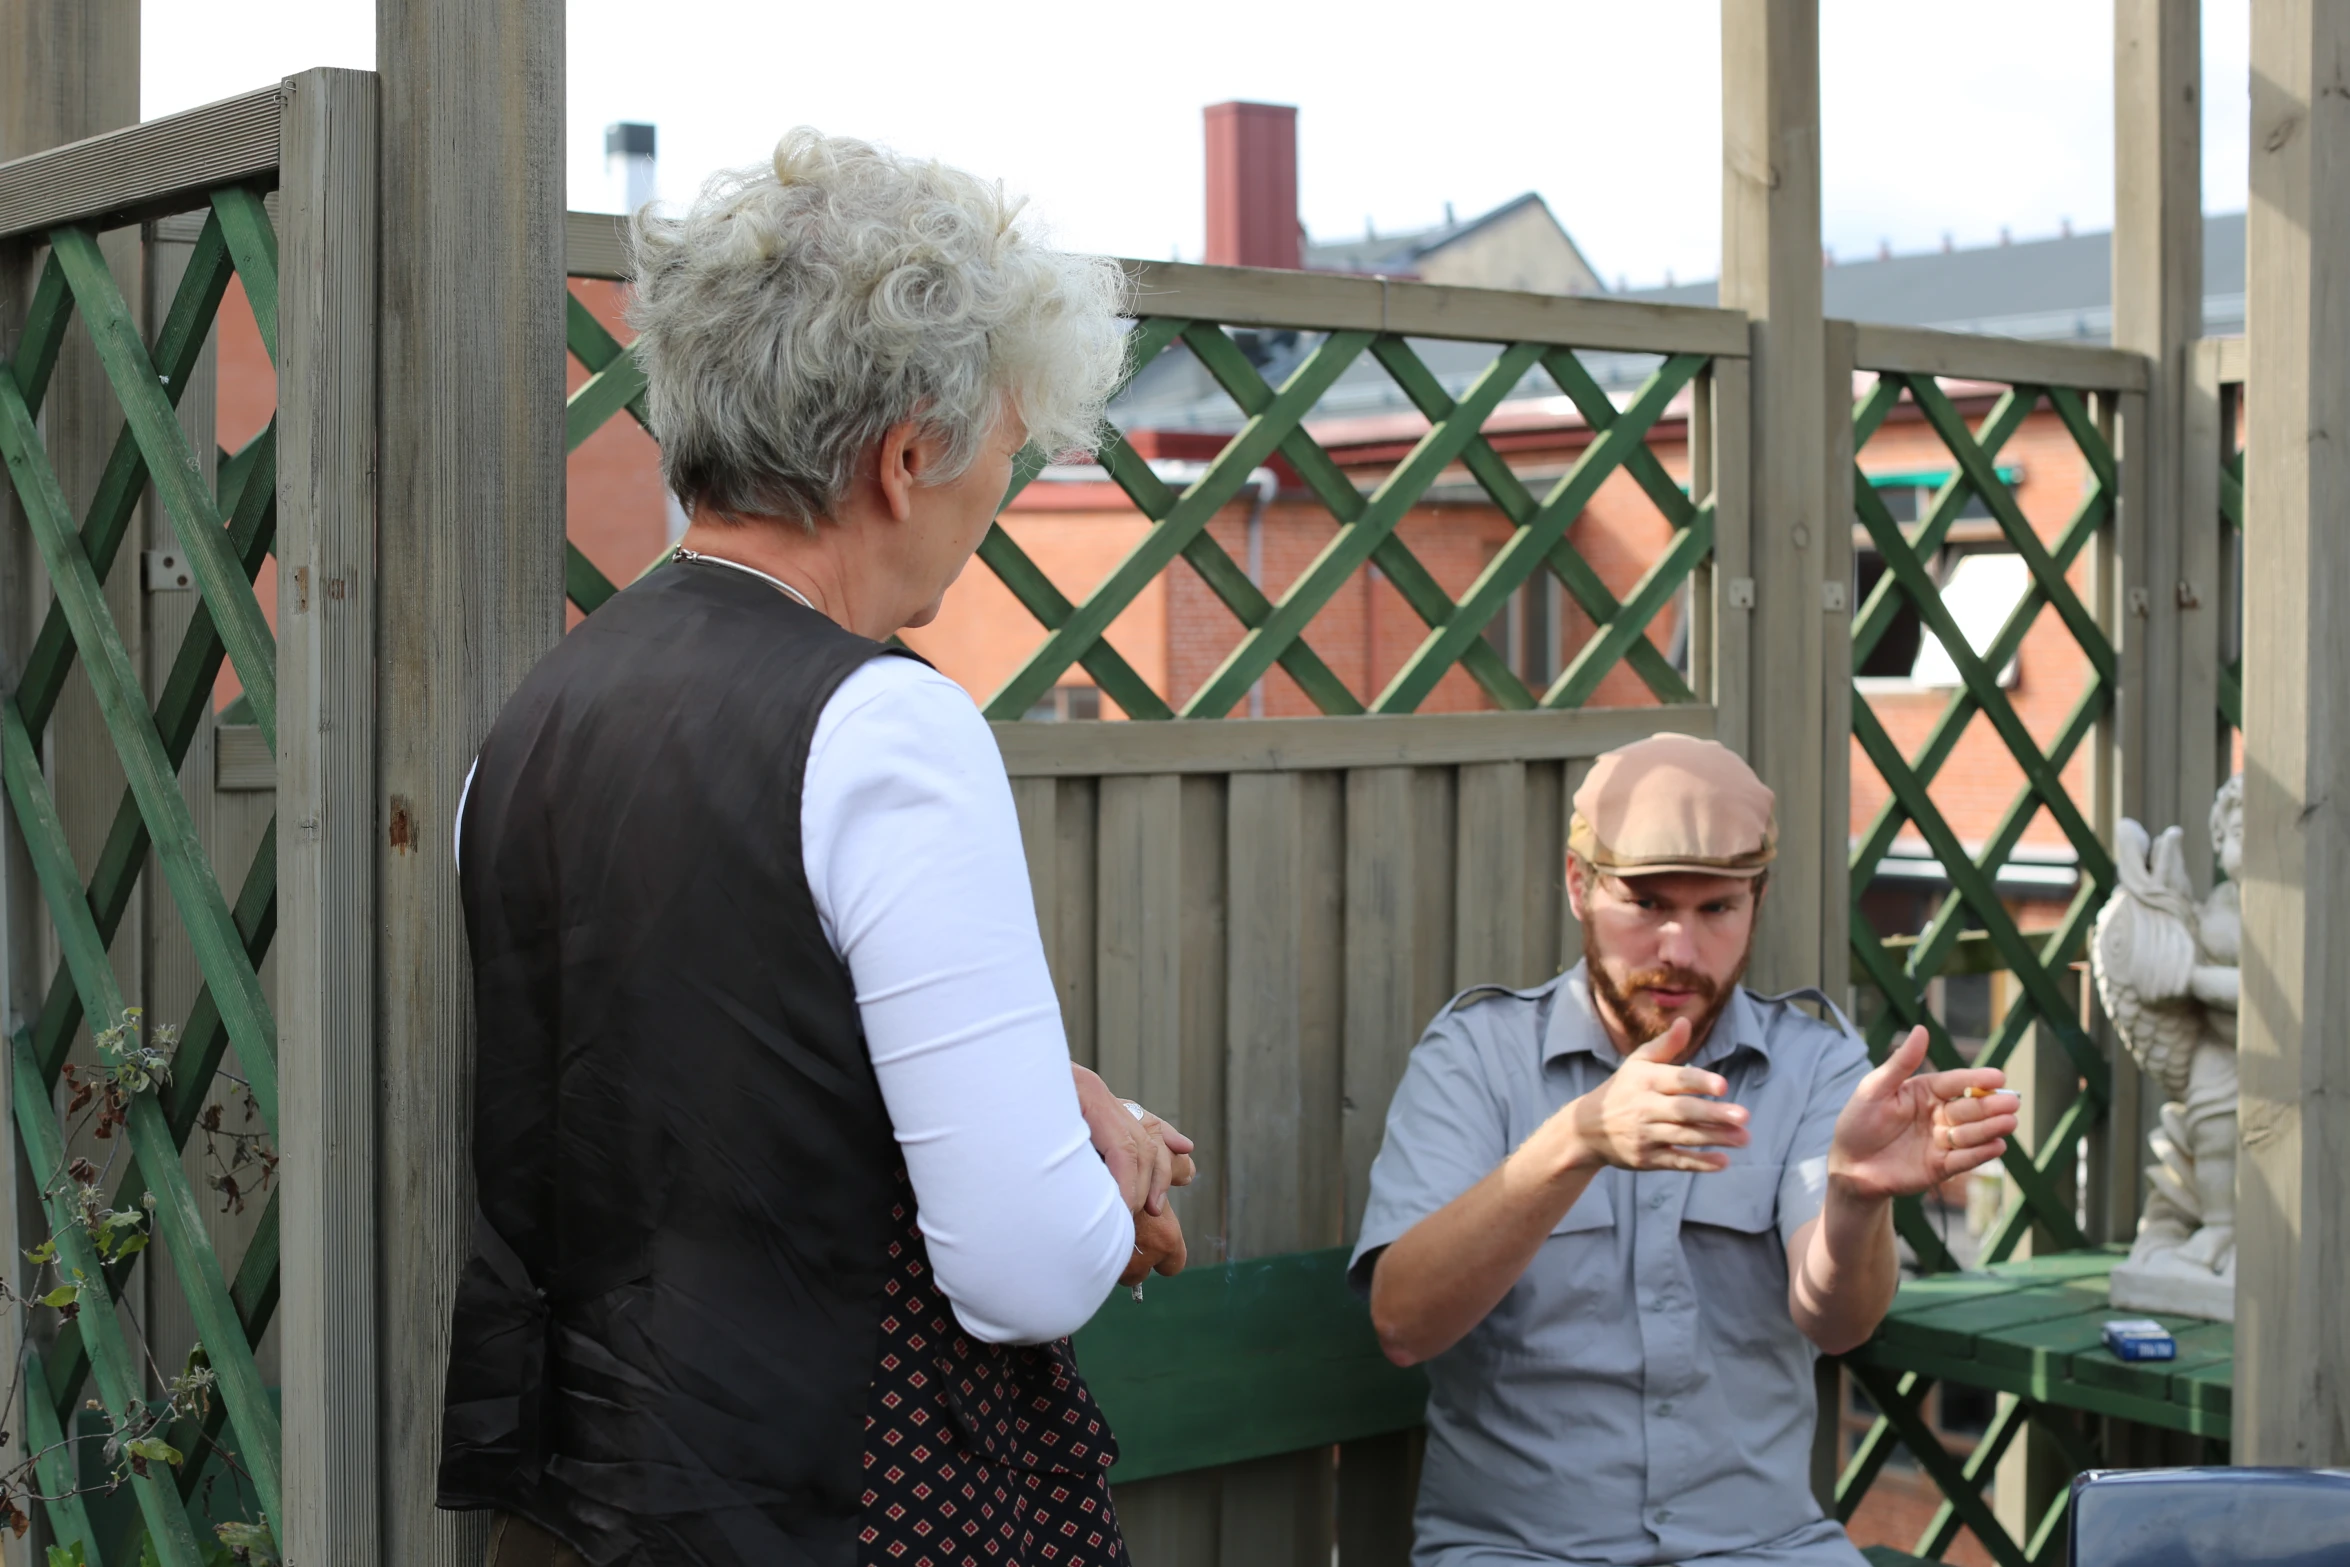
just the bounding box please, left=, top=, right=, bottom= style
left=1584, top=922, right=1752, bottom=1051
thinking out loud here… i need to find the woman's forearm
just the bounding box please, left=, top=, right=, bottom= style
left=808, top=661, right=1133, bottom=1344
left=1370, top=1121, right=1598, bottom=1366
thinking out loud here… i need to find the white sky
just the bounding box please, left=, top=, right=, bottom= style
left=142, top=0, right=2251, bottom=290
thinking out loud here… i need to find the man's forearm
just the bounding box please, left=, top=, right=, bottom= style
left=1370, top=1125, right=1598, bottom=1367
left=1788, top=1178, right=1900, bottom=1355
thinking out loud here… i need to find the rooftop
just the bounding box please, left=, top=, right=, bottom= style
left=1111, top=212, right=2250, bottom=437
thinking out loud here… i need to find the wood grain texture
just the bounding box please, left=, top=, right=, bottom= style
left=1220, top=770, right=1341, bottom=1565
left=1453, top=762, right=1528, bottom=989
left=0, top=10, right=137, bottom=1556
left=564, top=208, right=631, bottom=281
left=993, top=705, right=1712, bottom=778
left=1707, top=358, right=1754, bottom=762
left=2091, top=385, right=2149, bottom=1255
left=1176, top=777, right=1228, bottom=1263
left=214, top=721, right=272, bottom=788
left=2113, top=0, right=2204, bottom=855
left=1335, top=768, right=1452, bottom=1567
left=2199, top=333, right=2247, bottom=385
left=1721, top=0, right=1828, bottom=995
left=1817, top=320, right=1856, bottom=1005
left=275, top=67, right=382, bottom=1564
left=1341, top=769, right=1417, bottom=1246
left=1845, top=322, right=2148, bottom=393
left=375, top=1, right=567, bottom=1556
left=2178, top=335, right=2225, bottom=836
left=0, top=85, right=278, bottom=240
left=1097, top=775, right=1184, bottom=1116
left=2237, top=0, right=2350, bottom=1467
left=1123, top=259, right=1747, bottom=356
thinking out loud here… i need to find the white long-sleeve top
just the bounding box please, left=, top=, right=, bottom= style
left=800, top=652, right=1134, bottom=1342
left=457, top=571, right=1132, bottom=1346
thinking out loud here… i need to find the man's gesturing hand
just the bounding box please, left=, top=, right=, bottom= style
left=1827, top=1026, right=2019, bottom=1200
left=1565, top=1017, right=1751, bottom=1173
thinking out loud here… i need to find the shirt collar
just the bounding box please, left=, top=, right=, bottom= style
left=1542, top=960, right=1773, bottom=1071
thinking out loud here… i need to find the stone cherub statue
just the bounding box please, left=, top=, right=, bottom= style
left=2089, top=774, right=2242, bottom=1320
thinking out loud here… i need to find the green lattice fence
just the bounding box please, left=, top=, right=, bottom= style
left=1834, top=359, right=2126, bottom=1563
left=563, top=252, right=1732, bottom=721
left=0, top=189, right=283, bottom=1563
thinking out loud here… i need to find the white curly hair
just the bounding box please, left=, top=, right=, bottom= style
left=628, top=129, right=1131, bottom=529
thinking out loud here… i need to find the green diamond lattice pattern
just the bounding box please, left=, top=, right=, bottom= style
left=562, top=286, right=1719, bottom=720
left=1836, top=371, right=2123, bottom=1565
left=0, top=190, right=285, bottom=1566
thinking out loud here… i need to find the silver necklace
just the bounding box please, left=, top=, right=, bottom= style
left=672, top=545, right=818, bottom=613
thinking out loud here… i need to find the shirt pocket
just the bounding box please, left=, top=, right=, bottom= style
left=1679, top=1166, right=1794, bottom=1354
left=1681, top=1165, right=1779, bottom=1236
left=1471, top=1183, right=1625, bottom=1368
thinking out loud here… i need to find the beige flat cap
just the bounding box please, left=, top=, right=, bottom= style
left=1568, top=733, right=1776, bottom=878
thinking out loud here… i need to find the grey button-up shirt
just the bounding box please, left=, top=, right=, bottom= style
left=1349, top=962, right=1873, bottom=1567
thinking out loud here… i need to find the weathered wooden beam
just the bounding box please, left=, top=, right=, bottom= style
left=376, top=1, right=568, bottom=1560
left=2237, top=0, right=2350, bottom=1469
left=564, top=207, right=631, bottom=280
left=1720, top=0, right=1828, bottom=1002
left=1122, top=257, right=1750, bottom=355
left=1845, top=323, right=2148, bottom=393
left=988, top=704, right=1711, bottom=779
left=0, top=84, right=278, bottom=241
left=2197, top=332, right=2247, bottom=386
left=277, top=66, right=382, bottom=1565
left=2114, top=0, right=2204, bottom=856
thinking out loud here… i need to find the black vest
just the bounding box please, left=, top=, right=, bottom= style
left=440, top=559, right=910, bottom=1565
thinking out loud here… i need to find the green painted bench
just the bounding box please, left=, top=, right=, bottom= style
left=1072, top=1245, right=1425, bottom=1483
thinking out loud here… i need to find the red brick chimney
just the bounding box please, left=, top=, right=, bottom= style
left=1203, top=101, right=1300, bottom=270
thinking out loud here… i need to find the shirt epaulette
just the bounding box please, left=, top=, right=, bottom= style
left=1436, top=974, right=1560, bottom=1019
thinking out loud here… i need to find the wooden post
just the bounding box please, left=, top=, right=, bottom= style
left=2236, top=0, right=2350, bottom=1468
left=1719, top=0, right=1831, bottom=997
left=1721, top=0, right=1838, bottom=1514
left=375, top=1, right=568, bottom=1557
left=278, top=67, right=383, bottom=1565
left=2114, top=0, right=2206, bottom=866
left=0, top=7, right=136, bottom=1563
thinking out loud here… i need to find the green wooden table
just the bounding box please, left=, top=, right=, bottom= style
left=1844, top=1247, right=2233, bottom=1442
left=1834, top=1249, right=2233, bottom=1564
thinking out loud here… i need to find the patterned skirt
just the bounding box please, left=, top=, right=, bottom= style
left=858, top=1172, right=1129, bottom=1567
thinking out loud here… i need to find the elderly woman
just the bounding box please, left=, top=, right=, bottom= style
left=437, top=131, right=1188, bottom=1567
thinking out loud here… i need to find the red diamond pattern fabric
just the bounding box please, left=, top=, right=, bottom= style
left=858, top=1169, right=1127, bottom=1567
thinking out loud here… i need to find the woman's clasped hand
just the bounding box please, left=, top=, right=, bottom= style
left=1073, top=1064, right=1193, bottom=1284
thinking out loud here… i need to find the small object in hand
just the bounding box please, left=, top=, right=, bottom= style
left=1963, top=1085, right=2018, bottom=1100
left=2101, top=1317, right=2176, bottom=1361
left=1131, top=1281, right=1145, bottom=1302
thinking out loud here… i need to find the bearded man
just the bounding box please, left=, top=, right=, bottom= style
left=1351, top=734, right=2019, bottom=1567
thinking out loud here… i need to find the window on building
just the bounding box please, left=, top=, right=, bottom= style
left=1024, top=683, right=1102, bottom=722
left=1909, top=551, right=2029, bottom=688
left=1485, top=572, right=1562, bottom=692
left=1855, top=466, right=2031, bottom=692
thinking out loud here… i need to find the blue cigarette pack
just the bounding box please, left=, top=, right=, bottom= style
left=2101, top=1318, right=2177, bottom=1362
